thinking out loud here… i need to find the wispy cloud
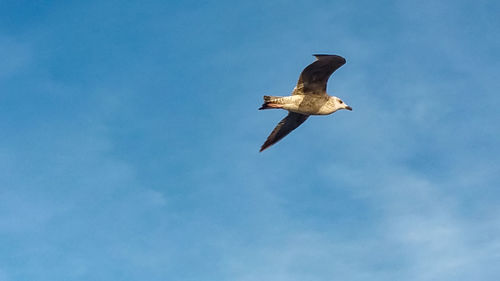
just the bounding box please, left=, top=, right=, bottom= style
left=0, top=0, right=499, bottom=280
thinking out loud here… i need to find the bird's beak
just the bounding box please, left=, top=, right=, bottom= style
left=345, top=105, right=352, bottom=111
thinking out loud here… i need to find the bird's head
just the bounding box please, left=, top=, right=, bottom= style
left=331, top=96, right=352, bottom=111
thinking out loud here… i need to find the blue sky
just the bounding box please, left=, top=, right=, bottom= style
left=1, top=0, right=499, bottom=280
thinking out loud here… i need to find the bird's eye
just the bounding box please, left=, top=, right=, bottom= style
left=339, top=100, right=343, bottom=104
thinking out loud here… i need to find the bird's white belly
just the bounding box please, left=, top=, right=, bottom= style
left=281, top=95, right=305, bottom=112
left=282, top=95, right=334, bottom=115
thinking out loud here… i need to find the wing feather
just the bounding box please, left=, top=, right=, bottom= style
left=260, top=113, right=309, bottom=152
left=294, top=54, right=346, bottom=95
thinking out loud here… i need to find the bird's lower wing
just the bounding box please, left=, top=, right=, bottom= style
left=260, top=112, right=309, bottom=152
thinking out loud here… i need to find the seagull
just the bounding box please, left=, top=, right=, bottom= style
left=259, top=54, right=352, bottom=152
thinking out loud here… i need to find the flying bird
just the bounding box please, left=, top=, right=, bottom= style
left=259, top=54, right=352, bottom=152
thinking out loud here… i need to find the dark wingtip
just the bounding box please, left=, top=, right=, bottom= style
left=259, top=142, right=271, bottom=152
left=312, top=54, right=346, bottom=63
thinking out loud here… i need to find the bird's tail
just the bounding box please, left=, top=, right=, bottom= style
left=259, top=95, right=284, bottom=110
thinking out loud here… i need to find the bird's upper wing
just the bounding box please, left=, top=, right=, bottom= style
left=294, top=54, right=346, bottom=95
left=260, top=112, right=309, bottom=152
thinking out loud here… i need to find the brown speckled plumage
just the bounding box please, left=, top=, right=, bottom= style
left=259, top=54, right=352, bottom=152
